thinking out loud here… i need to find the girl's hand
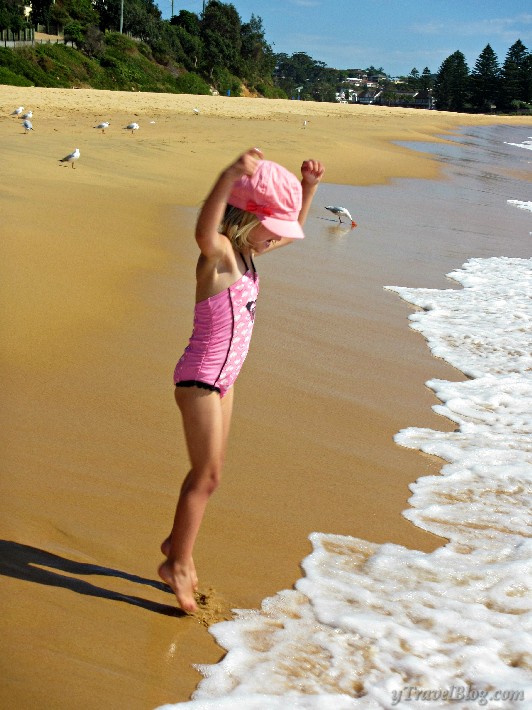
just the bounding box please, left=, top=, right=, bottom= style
left=227, top=147, right=264, bottom=180
left=301, top=159, right=325, bottom=187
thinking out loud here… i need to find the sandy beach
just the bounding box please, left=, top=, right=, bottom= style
left=1, top=85, right=530, bottom=709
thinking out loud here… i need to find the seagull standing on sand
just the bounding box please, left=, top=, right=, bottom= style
left=20, top=110, right=33, bottom=120
left=22, top=120, right=33, bottom=133
left=94, top=120, right=110, bottom=133
left=325, top=205, right=357, bottom=228
left=59, top=148, right=80, bottom=168
left=11, top=106, right=24, bottom=117
left=124, top=122, right=140, bottom=134
left=193, top=108, right=200, bottom=115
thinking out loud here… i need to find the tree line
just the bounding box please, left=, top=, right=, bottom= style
left=0, top=0, right=530, bottom=112
left=433, top=42, right=531, bottom=113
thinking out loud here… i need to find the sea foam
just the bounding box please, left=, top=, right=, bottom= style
left=504, top=136, right=532, bottom=151
left=508, top=200, right=532, bottom=213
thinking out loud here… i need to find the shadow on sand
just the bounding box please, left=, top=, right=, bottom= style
left=0, top=539, right=184, bottom=617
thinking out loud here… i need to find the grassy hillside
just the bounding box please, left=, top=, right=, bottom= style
left=0, top=33, right=212, bottom=94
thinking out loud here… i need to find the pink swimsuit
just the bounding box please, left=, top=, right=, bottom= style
left=174, top=254, right=259, bottom=397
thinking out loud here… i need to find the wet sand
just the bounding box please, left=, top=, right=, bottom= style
left=1, top=85, right=530, bottom=709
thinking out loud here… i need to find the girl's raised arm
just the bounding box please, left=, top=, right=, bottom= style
left=195, top=148, right=263, bottom=257
left=298, top=159, right=325, bottom=227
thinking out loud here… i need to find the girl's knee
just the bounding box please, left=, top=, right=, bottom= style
left=201, top=467, right=222, bottom=495
left=183, top=462, right=222, bottom=496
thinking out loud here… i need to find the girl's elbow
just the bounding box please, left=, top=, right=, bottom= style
left=195, top=224, right=213, bottom=246
left=195, top=231, right=224, bottom=258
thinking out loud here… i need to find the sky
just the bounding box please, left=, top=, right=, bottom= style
left=155, top=0, right=532, bottom=77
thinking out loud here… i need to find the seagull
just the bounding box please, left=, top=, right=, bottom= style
left=193, top=108, right=200, bottom=115
left=22, top=120, right=33, bottom=133
left=11, top=106, right=24, bottom=117
left=20, top=110, right=33, bottom=120
left=325, top=205, right=357, bottom=228
left=59, top=148, right=80, bottom=168
left=302, top=119, right=308, bottom=129
left=124, top=122, right=139, bottom=134
left=94, top=120, right=110, bottom=133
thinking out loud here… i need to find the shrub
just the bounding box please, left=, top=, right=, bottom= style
left=174, top=71, right=210, bottom=94
left=82, top=26, right=105, bottom=59
left=103, top=32, right=138, bottom=55
left=212, top=66, right=242, bottom=96
left=0, top=66, right=33, bottom=86
left=256, top=83, right=287, bottom=99
left=137, top=42, right=153, bottom=60
left=64, top=21, right=85, bottom=48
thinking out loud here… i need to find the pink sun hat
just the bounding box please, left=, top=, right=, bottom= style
left=227, top=159, right=305, bottom=239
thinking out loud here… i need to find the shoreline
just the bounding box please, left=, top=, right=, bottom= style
left=1, top=86, right=531, bottom=708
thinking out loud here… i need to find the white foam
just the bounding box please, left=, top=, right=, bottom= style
left=387, top=257, right=532, bottom=379
left=508, top=200, right=532, bottom=213
left=504, top=137, right=532, bottom=151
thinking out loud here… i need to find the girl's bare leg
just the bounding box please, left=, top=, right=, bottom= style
left=159, top=387, right=234, bottom=612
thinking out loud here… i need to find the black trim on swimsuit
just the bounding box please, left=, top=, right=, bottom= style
left=175, top=380, right=221, bottom=394
left=213, top=286, right=235, bottom=389
left=243, top=252, right=258, bottom=281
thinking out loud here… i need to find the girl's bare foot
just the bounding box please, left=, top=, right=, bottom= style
left=158, top=559, right=198, bottom=613
left=160, top=537, right=199, bottom=592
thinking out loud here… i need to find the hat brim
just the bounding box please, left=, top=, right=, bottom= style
left=259, top=215, right=305, bottom=240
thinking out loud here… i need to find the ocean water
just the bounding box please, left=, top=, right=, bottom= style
left=158, top=130, right=532, bottom=710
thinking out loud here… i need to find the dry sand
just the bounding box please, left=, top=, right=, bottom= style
left=1, top=85, right=530, bottom=709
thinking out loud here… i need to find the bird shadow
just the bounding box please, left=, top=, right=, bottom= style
left=0, top=539, right=184, bottom=617
left=319, top=216, right=355, bottom=227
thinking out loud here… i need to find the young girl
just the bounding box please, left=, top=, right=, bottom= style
left=159, top=147, right=325, bottom=612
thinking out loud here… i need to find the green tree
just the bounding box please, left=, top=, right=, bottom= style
left=0, top=0, right=29, bottom=30
left=125, top=0, right=162, bottom=43
left=274, top=51, right=347, bottom=101
left=434, top=50, right=470, bottom=111
left=170, top=9, right=200, bottom=36
left=92, top=0, right=159, bottom=35
left=92, top=0, right=118, bottom=32
left=500, top=39, right=530, bottom=111
left=61, top=0, right=99, bottom=27
left=82, top=24, right=105, bottom=58
left=408, top=67, right=420, bottom=89
left=240, top=14, right=274, bottom=90
left=63, top=19, right=85, bottom=46
left=420, top=66, right=433, bottom=90
left=274, top=51, right=326, bottom=97
left=522, top=52, right=532, bottom=106
left=200, top=0, right=241, bottom=83
left=170, top=23, right=203, bottom=69
left=470, top=43, right=500, bottom=113
left=29, top=0, right=54, bottom=29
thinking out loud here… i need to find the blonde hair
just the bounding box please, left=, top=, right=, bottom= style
left=220, top=205, right=260, bottom=251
